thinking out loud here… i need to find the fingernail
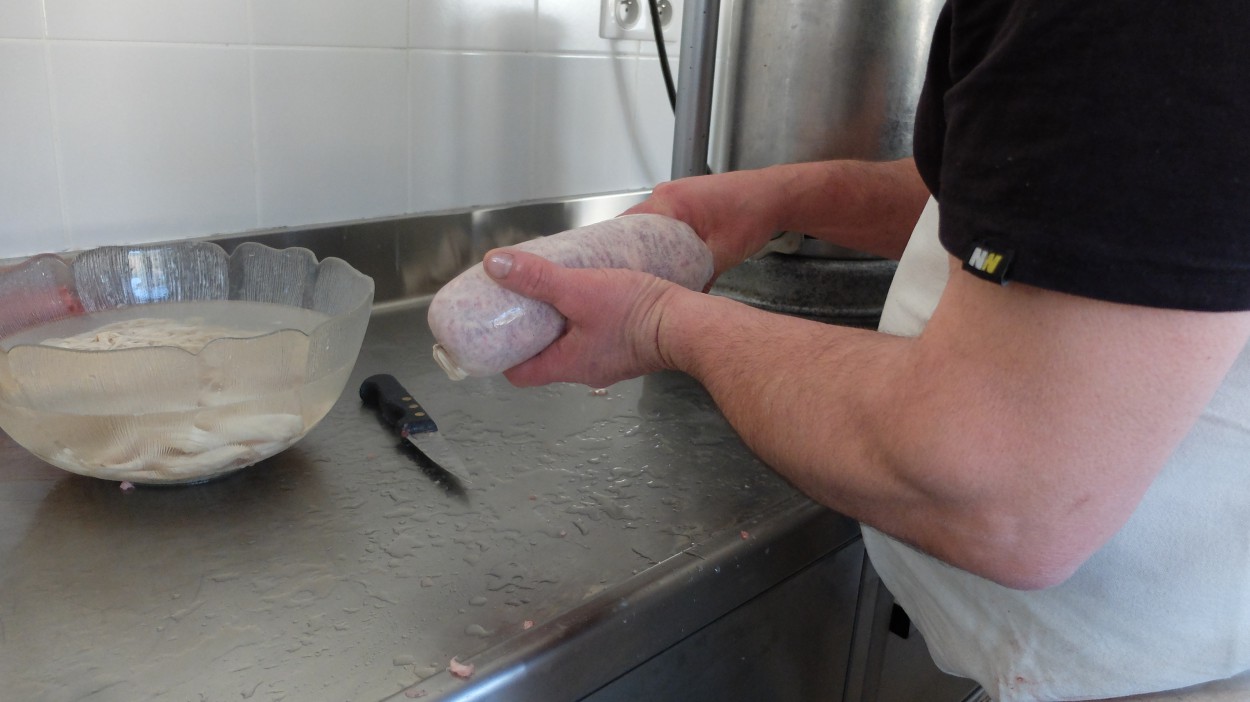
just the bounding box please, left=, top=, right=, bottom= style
left=485, top=252, right=513, bottom=279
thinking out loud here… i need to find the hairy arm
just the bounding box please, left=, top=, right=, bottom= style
left=657, top=263, right=1250, bottom=588
left=625, top=158, right=930, bottom=274
left=488, top=250, right=1250, bottom=589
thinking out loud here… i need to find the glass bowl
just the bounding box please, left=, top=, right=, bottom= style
left=0, top=241, right=374, bottom=485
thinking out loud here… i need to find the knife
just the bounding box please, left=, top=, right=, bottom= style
left=359, top=373, right=472, bottom=485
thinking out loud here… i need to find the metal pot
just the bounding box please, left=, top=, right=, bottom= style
left=713, top=0, right=943, bottom=171
left=687, top=0, right=942, bottom=324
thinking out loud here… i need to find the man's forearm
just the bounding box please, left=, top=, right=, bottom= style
left=657, top=291, right=922, bottom=533
left=653, top=271, right=1248, bottom=589
left=484, top=215, right=1248, bottom=588
left=752, top=158, right=930, bottom=259
left=655, top=288, right=1086, bottom=589
left=635, top=158, right=930, bottom=269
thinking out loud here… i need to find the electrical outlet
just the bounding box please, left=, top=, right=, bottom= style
left=599, top=0, right=681, bottom=42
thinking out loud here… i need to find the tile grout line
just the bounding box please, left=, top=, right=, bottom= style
left=246, top=0, right=262, bottom=230
left=0, top=35, right=658, bottom=59
left=39, top=0, right=72, bottom=251
left=406, top=0, right=414, bottom=216
left=526, top=0, right=540, bottom=203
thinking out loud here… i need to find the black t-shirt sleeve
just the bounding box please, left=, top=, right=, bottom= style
left=914, top=0, right=1250, bottom=311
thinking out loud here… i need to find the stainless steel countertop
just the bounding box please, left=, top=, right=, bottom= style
left=0, top=196, right=860, bottom=701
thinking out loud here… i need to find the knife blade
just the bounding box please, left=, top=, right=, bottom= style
left=359, top=373, right=472, bottom=485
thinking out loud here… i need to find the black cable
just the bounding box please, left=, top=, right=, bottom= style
left=647, top=0, right=677, bottom=111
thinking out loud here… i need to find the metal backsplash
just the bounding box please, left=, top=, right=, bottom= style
left=0, top=191, right=650, bottom=308
left=205, top=192, right=650, bottom=307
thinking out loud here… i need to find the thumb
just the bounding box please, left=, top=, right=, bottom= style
left=482, top=248, right=564, bottom=304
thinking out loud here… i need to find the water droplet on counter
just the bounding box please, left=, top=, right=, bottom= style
left=589, top=491, right=639, bottom=522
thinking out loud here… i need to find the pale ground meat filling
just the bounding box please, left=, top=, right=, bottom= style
left=42, top=316, right=260, bottom=352
left=41, top=317, right=305, bottom=481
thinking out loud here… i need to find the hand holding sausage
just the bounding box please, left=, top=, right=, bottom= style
left=481, top=251, right=682, bottom=388
left=427, top=214, right=712, bottom=380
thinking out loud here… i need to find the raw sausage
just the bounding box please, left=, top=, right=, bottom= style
left=429, top=214, right=713, bottom=379
left=428, top=214, right=713, bottom=380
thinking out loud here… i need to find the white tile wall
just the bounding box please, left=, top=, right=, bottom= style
left=254, top=47, right=409, bottom=227
left=0, top=44, right=64, bottom=248
left=45, top=0, right=250, bottom=44
left=0, top=0, right=46, bottom=38
left=0, top=0, right=680, bottom=260
left=532, top=54, right=646, bottom=200
left=50, top=43, right=256, bottom=249
left=252, top=0, right=408, bottom=48
left=410, top=51, right=537, bottom=213
left=636, top=56, right=679, bottom=180
left=411, top=0, right=535, bottom=52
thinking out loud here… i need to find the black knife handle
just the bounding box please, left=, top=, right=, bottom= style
left=360, top=374, right=437, bottom=435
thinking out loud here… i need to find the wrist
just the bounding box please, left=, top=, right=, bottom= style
left=653, top=286, right=692, bottom=375
left=654, top=287, right=728, bottom=378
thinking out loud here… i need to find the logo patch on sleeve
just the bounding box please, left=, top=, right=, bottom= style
left=963, top=242, right=1013, bottom=284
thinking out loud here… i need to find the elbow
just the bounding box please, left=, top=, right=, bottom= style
left=898, top=456, right=1134, bottom=591
left=889, top=505, right=1098, bottom=590
left=978, top=552, right=1085, bottom=591
left=910, top=487, right=1107, bottom=591
left=945, top=512, right=1104, bottom=591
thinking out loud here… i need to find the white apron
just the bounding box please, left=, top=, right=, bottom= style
left=863, top=198, right=1250, bottom=702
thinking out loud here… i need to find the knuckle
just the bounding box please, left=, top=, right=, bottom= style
left=522, top=256, right=555, bottom=297
left=506, top=251, right=564, bottom=306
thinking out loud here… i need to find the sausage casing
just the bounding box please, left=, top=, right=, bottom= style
left=428, top=214, right=713, bottom=379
